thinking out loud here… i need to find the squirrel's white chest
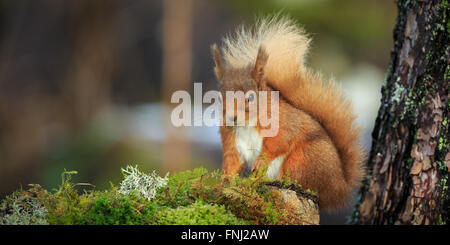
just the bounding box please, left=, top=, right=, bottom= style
left=234, top=126, right=284, bottom=179
left=234, top=126, right=262, bottom=170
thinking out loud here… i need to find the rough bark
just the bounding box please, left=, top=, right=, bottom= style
left=350, top=0, right=449, bottom=225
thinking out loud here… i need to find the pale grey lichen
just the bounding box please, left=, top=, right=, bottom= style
left=392, top=80, right=405, bottom=103
left=118, top=165, right=169, bottom=201
left=0, top=191, right=48, bottom=225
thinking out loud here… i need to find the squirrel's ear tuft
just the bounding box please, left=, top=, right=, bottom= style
left=252, top=45, right=269, bottom=86
left=211, top=44, right=224, bottom=81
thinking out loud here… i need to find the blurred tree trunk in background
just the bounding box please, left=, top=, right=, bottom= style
left=161, top=0, right=193, bottom=172
left=351, top=0, right=449, bottom=224
left=0, top=1, right=117, bottom=195
left=63, top=1, right=117, bottom=128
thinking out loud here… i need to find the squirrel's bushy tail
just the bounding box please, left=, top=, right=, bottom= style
left=221, top=14, right=310, bottom=83
left=221, top=15, right=365, bottom=188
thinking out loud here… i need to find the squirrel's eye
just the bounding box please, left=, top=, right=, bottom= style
left=248, top=93, right=255, bottom=102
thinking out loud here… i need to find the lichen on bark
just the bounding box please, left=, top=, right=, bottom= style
left=351, top=0, right=449, bottom=225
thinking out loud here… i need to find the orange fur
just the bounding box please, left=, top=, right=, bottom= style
left=220, top=126, right=243, bottom=176
left=272, top=70, right=365, bottom=190
left=212, top=15, right=365, bottom=210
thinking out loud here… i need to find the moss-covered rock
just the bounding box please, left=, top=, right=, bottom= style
left=0, top=166, right=319, bottom=225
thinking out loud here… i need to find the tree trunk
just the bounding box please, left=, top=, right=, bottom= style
left=351, top=0, right=449, bottom=225
left=161, top=0, right=193, bottom=173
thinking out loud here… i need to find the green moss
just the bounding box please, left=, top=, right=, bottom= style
left=81, top=191, right=158, bottom=225
left=156, top=200, right=250, bottom=225
left=37, top=171, right=92, bottom=225
left=438, top=136, right=448, bottom=151
left=0, top=166, right=318, bottom=225
left=157, top=167, right=210, bottom=208
left=436, top=172, right=448, bottom=225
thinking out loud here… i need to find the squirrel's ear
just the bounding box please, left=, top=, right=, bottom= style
left=211, top=44, right=224, bottom=80
left=252, top=46, right=269, bottom=86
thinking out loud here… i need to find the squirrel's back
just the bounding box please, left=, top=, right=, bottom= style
left=220, top=15, right=365, bottom=193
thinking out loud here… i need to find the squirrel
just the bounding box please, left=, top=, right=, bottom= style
left=210, top=16, right=365, bottom=210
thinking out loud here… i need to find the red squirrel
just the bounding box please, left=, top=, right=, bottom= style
left=211, top=16, right=365, bottom=210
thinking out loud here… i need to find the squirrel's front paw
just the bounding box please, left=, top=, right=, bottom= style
left=251, top=159, right=268, bottom=174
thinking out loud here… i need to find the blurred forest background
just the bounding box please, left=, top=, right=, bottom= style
left=0, top=0, right=397, bottom=224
